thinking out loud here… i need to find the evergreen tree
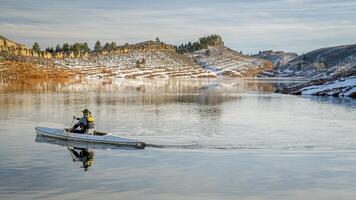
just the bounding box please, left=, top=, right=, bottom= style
left=103, top=42, right=111, bottom=50
left=155, top=37, right=160, bottom=43
left=187, top=42, right=192, bottom=51
left=32, top=42, right=40, bottom=52
left=175, top=34, right=223, bottom=54
left=45, top=47, right=54, bottom=53
left=83, top=42, right=90, bottom=52
left=63, top=43, right=70, bottom=52
left=72, top=43, right=81, bottom=52
left=55, top=44, right=62, bottom=52
left=94, top=41, right=102, bottom=51
left=110, top=42, right=117, bottom=49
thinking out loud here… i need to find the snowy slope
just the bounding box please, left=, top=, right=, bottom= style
left=54, top=47, right=216, bottom=79
left=279, top=44, right=356, bottom=78
left=276, top=72, right=356, bottom=98
left=253, top=50, right=298, bottom=68
left=188, top=46, right=272, bottom=78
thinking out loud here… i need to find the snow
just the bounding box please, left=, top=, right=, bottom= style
left=191, top=46, right=268, bottom=77
left=51, top=50, right=216, bottom=79
left=301, top=76, right=356, bottom=96
left=343, top=87, right=356, bottom=96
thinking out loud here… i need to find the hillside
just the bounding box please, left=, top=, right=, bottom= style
left=1, top=34, right=275, bottom=80
left=55, top=41, right=214, bottom=78
left=278, top=44, right=356, bottom=78
left=188, top=46, right=273, bottom=78
left=274, top=45, right=356, bottom=98
left=176, top=35, right=273, bottom=78
left=0, top=36, right=216, bottom=79
left=253, top=50, right=298, bottom=68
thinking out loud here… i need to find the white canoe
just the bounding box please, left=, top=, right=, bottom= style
left=35, top=127, right=146, bottom=149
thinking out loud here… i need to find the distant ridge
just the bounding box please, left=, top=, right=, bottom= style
left=278, top=44, right=356, bottom=78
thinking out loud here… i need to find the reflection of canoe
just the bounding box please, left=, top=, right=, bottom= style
left=35, top=127, right=146, bottom=149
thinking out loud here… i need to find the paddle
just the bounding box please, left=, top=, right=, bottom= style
left=66, top=116, right=76, bottom=136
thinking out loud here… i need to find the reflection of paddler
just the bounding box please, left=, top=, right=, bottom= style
left=68, top=146, right=94, bottom=171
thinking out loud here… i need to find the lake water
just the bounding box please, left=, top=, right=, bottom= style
left=0, top=78, right=356, bottom=200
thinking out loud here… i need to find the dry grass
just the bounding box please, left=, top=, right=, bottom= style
left=0, top=61, right=75, bottom=83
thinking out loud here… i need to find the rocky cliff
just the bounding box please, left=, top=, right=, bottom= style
left=0, top=35, right=53, bottom=60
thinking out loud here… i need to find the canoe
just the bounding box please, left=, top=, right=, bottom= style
left=35, top=135, right=142, bottom=150
left=35, top=127, right=146, bottom=149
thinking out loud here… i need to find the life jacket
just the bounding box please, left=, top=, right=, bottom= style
left=86, top=115, right=95, bottom=129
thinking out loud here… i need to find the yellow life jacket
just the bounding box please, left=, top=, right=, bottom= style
left=86, top=115, right=95, bottom=123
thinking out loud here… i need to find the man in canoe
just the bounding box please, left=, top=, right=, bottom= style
left=67, top=109, right=95, bottom=135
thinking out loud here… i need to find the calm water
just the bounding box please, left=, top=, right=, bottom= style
left=0, top=78, right=356, bottom=200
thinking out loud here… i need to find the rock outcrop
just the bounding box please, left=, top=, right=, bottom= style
left=0, top=35, right=53, bottom=59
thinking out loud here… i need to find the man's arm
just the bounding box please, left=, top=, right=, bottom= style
left=71, top=117, right=84, bottom=130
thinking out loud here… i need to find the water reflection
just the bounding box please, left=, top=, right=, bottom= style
left=302, top=96, right=356, bottom=107
left=68, top=147, right=94, bottom=171
left=0, top=78, right=300, bottom=107
left=35, top=135, right=140, bottom=171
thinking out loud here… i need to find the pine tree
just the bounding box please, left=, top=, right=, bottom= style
left=55, top=44, right=62, bottom=52
left=94, top=41, right=102, bottom=51
left=45, top=47, right=54, bottom=53
left=72, top=43, right=81, bottom=52
left=83, top=42, right=90, bottom=52
left=63, top=43, right=70, bottom=52
left=32, top=42, right=40, bottom=52
left=103, top=42, right=111, bottom=50
left=110, top=42, right=117, bottom=49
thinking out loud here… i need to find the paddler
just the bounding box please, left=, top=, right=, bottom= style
left=68, top=109, right=95, bottom=135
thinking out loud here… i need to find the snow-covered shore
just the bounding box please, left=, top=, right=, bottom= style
left=276, top=74, right=356, bottom=98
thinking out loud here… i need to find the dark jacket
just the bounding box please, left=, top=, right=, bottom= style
left=72, top=116, right=88, bottom=133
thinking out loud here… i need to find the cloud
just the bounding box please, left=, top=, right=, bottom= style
left=0, top=0, right=355, bottom=54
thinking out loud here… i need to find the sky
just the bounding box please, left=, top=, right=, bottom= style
left=0, top=0, right=355, bottom=54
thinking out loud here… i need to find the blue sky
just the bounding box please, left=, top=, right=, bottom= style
left=0, top=0, right=355, bottom=54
